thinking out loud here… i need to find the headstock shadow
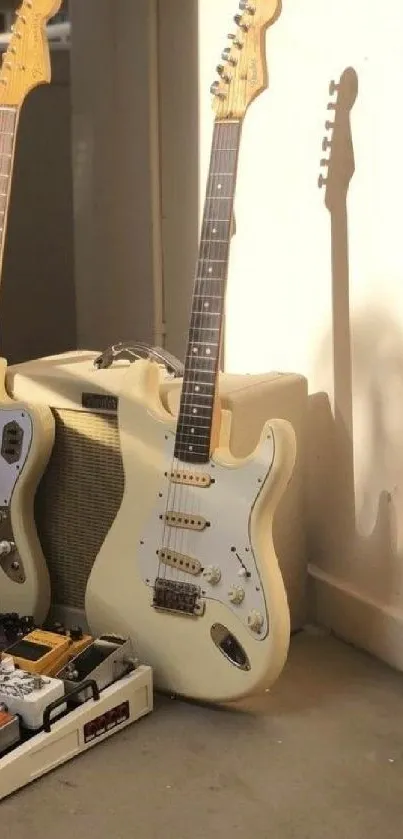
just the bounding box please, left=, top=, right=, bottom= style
left=318, top=67, right=358, bottom=212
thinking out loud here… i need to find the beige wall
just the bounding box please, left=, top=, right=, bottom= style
left=199, top=0, right=403, bottom=670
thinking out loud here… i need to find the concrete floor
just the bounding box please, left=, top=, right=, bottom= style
left=2, top=630, right=403, bottom=838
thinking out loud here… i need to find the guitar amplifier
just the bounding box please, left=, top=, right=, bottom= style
left=6, top=351, right=308, bottom=631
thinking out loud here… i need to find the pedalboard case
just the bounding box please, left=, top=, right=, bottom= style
left=0, top=628, right=153, bottom=801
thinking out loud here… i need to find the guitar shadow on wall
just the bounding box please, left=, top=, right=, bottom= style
left=307, top=66, right=403, bottom=659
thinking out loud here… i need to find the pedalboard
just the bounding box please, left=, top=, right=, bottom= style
left=0, top=665, right=153, bottom=802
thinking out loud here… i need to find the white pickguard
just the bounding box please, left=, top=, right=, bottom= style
left=138, top=428, right=275, bottom=639
left=0, top=408, right=33, bottom=505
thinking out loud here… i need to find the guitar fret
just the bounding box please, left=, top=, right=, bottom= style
left=190, top=326, right=220, bottom=332
left=176, top=424, right=211, bottom=432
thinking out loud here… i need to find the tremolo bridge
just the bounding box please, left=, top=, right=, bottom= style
left=153, top=578, right=205, bottom=617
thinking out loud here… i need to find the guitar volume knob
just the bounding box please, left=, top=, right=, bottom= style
left=247, top=610, right=264, bottom=633
left=203, top=565, right=221, bottom=585
left=228, top=585, right=245, bottom=604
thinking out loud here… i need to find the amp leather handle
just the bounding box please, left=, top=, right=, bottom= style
left=93, top=341, right=184, bottom=377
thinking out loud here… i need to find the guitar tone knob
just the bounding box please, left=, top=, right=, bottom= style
left=203, top=565, right=221, bottom=585
left=247, top=610, right=264, bottom=633
left=228, top=585, right=245, bottom=605
left=0, top=540, right=14, bottom=556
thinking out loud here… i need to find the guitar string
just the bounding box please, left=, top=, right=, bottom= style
left=176, top=121, right=229, bottom=580
left=157, top=120, right=227, bottom=586
left=174, top=120, right=227, bottom=582
left=157, top=120, right=222, bottom=575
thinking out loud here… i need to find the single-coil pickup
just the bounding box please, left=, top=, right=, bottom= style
left=157, top=549, right=202, bottom=576
left=168, top=470, right=212, bottom=488
left=162, top=512, right=208, bottom=531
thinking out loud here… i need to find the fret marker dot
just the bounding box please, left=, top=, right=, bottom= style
left=192, top=408, right=198, bottom=414
left=204, top=302, right=210, bottom=308
left=195, top=386, right=200, bottom=392
left=208, top=267, right=212, bottom=273
left=212, top=228, right=217, bottom=234
left=189, top=445, right=193, bottom=451
left=192, top=347, right=198, bottom=353
left=191, top=428, right=195, bottom=434
left=206, top=348, right=211, bottom=356
left=217, top=184, right=222, bottom=190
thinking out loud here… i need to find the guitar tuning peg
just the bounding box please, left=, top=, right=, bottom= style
left=329, top=80, right=339, bottom=96
left=318, top=173, right=327, bottom=189
left=210, top=81, right=225, bottom=99
left=216, top=64, right=231, bottom=82
left=320, top=158, right=329, bottom=168
left=325, top=120, right=334, bottom=131
left=228, top=32, right=243, bottom=48
left=322, top=137, right=331, bottom=151
left=222, top=47, right=237, bottom=65
left=234, top=13, right=250, bottom=31
left=327, top=102, right=336, bottom=111
left=239, top=1, right=256, bottom=13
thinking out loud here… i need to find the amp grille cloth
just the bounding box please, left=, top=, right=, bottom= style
left=34, top=409, right=124, bottom=609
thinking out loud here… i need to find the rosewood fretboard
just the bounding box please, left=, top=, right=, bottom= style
left=174, top=120, right=241, bottom=464
left=0, top=106, right=18, bottom=274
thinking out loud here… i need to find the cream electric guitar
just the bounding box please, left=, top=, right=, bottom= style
left=86, top=0, right=297, bottom=704
left=0, top=0, right=61, bottom=622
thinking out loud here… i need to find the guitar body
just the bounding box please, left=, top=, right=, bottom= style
left=0, top=358, right=54, bottom=622
left=86, top=360, right=296, bottom=703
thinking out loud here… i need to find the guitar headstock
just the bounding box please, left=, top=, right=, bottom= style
left=0, top=0, right=62, bottom=107
left=210, top=0, right=282, bottom=121
left=318, top=67, right=358, bottom=211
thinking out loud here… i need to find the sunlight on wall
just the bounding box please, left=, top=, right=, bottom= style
left=199, top=0, right=403, bottom=547
left=199, top=0, right=403, bottom=376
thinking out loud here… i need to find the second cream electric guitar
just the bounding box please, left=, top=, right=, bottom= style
left=0, top=0, right=61, bottom=622
left=86, top=0, right=297, bottom=703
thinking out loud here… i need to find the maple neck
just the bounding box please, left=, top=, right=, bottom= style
left=174, top=120, right=241, bottom=464
left=0, top=107, right=18, bottom=277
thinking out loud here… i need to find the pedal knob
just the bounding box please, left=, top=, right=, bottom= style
left=247, top=610, right=264, bottom=633
left=228, top=585, right=245, bottom=604
left=203, top=565, right=221, bottom=585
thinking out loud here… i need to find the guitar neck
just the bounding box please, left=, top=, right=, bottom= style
left=0, top=106, right=18, bottom=279
left=329, top=203, right=353, bottom=441
left=174, top=120, right=242, bottom=464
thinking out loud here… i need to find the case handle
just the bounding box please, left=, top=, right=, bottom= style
left=43, top=679, right=100, bottom=733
